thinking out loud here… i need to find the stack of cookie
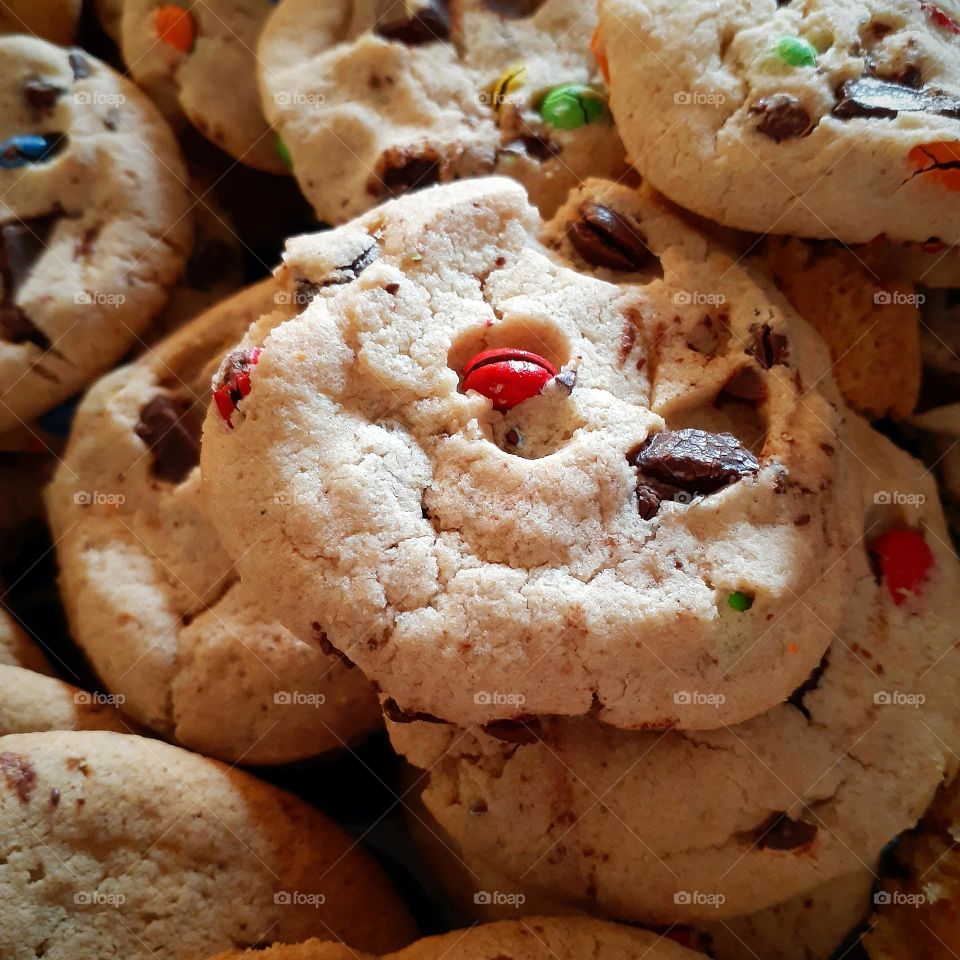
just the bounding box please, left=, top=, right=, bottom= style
left=2, top=0, right=960, bottom=958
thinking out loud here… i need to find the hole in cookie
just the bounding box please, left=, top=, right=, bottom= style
left=666, top=383, right=768, bottom=459
left=448, top=317, right=571, bottom=376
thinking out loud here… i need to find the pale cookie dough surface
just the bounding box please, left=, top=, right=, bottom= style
left=0, top=37, right=192, bottom=433
left=121, top=0, right=286, bottom=172
left=202, top=176, right=862, bottom=730
left=211, top=918, right=705, bottom=960
left=0, top=665, right=134, bottom=736
left=46, top=282, right=381, bottom=764
left=388, top=418, right=960, bottom=922
left=0, top=0, right=81, bottom=45
left=259, top=0, right=628, bottom=223
left=0, top=730, right=416, bottom=960
left=598, top=0, right=960, bottom=243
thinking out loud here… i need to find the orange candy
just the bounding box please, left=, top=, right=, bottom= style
left=909, top=141, right=960, bottom=192
left=590, top=26, right=609, bottom=84
left=152, top=5, right=196, bottom=53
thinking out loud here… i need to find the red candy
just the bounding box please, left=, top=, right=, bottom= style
left=213, top=347, right=261, bottom=428
left=461, top=348, right=558, bottom=412
left=153, top=5, right=196, bottom=52
left=921, top=1, right=960, bottom=34
left=869, top=529, right=935, bottom=605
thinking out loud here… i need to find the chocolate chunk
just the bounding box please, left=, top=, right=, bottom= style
left=24, top=79, right=62, bottom=117
left=501, top=135, right=559, bottom=162
left=747, top=812, right=818, bottom=851
left=750, top=94, right=813, bottom=141
left=787, top=653, right=829, bottom=719
left=629, top=428, right=760, bottom=498
left=382, top=697, right=447, bottom=724
left=68, top=50, right=89, bottom=80
left=635, top=484, right=663, bottom=521
left=0, top=752, right=36, bottom=804
left=482, top=0, right=546, bottom=16
left=745, top=322, right=789, bottom=369
left=481, top=717, right=544, bottom=744
left=376, top=0, right=450, bottom=44
left=834, top=76, right=960, bottom=120
left=186, top=238, right=237, bottom=291
left=378, top=156, right=442, bottom=198
left=567, top=203, right=655, bottom=272
left=295, top=242, right=381, bottom=305
left=134, top=394, right=201, bottom=484
left=0, top=217, right=56, bottom=350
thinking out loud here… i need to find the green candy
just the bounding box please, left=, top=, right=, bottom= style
left=727, top=591, right=754, bottom=613
left=539, top=83, right=607, bottom=130
left=774, top=35, right=817, bottom=67
left=276, top=137, right=293, bottom=171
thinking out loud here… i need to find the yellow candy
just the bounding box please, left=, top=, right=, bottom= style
left=487, top=64, right=527, bottom=114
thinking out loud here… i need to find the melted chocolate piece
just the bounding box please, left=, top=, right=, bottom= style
left=567, top=203, right=655, bottom=272
left=745, top=322, right=789, bottom=369
left=378, top=156, right=442, bottom=198
left=382, top=698, right=447, bottom=724
left=134, top=394, right=202, bottom=484
left=0, top=217, right=56, bottom=350
left=24, top=79, right=62, bottom=117
left=482, top=0, right=546, bottom=16
left=834, top=77, right=960, bottom=120
left=750, top=94, right=812, bottom=141
left=376, top=0, right=450, bottom=44
left=787, top=653, right=829, bottom=719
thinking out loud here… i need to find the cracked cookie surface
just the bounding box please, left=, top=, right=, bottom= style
left=0, top=37, right=192, bottom=433
left=258, top=0, right=628, bottom=223
left=202, top=177, right=864, bottom=730
left=45, top=282, right=381, bottom=764
left=597, top=0, right=960, bottom=243
left=388, top=418, right=960, bottom=922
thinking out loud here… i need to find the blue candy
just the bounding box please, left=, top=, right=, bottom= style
left=0, top=133, right=65, bottom=169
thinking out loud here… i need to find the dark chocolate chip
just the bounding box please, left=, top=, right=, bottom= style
left=567, top=203, right=655, bottom=272
left=834, top=76, right=960, bottom=120
left=186, top=238, right=237, bottom=292
left=750, top=94, right=813, bottom=141
left=482, top=0, right=546, bottom=16
left=134, top=394, right=202, bottom=484
left=382, top=697, right=447, bottom=724
left=500, top=135, right=559, bottom=162
left=0, top=217, right=56, bottom=350
left=745, top=322, right=789, bottom=369
left=481, top=717, right=544, bottom=744
left=50, top=786, right=60, bottom=806
left=636, top=484, right=662, bottom=521
left=378, top=156, right=442, bottom=198
left=295, top=242, right=381, bottom=305
left=24, top=79, right=62, bottom=117
left=746, top=812, right=819, bottom=851
left=68, top=50, right=90, bottom=80
left=629, top=428, right=760, bottom=498
left=787, top=653, right=829, bottom=719
left=0, top=752, right=36, bottom=804
left=376, top=0, right=450, bottom=44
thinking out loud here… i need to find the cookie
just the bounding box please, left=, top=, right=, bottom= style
left=0, top=37, right=192, bottom=433
left=0, top=665, right=133, bottom=736
left=0, top=0, right=81, bottom=45
left=0, top=730, right=416, bottom=958
left=863, top=779, right=960, bottom=959
left=94, top=0, right=124, bottom=43
left=258, top=0, right=628, bottom=223
left=596, top=0, right=960, bottom=243
left=388, top=416, right=960, bottom=922
left=210, top=917, right=704, bottom=960
left=46, top=282, right=382, bottom=764
left=761, top=236, right=922, bottom=419
left=202, top=175, right=864, bottom=731
left=121, top=0, right=287, bottom=173
left=0, top=596, right=52, bottom=674
left=860, top=237, right=960, bottom=289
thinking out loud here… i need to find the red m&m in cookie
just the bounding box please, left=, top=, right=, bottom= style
left=869, top=529, right=934, bottom=605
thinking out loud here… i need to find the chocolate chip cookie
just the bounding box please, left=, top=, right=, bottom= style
left=597, top=0, right=960, bottom=243
left=0, top=37, right=192, bottom=433
left=46, top=282, right=382, bottom=764
left=201, top=176, right=864, bottom=731
left=258, top=0, right=628, bottom=222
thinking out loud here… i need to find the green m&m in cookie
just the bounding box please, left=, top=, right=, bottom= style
left=774, top=36, right=817, bottom=67
left=539, top=83, right=608, bottom=130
